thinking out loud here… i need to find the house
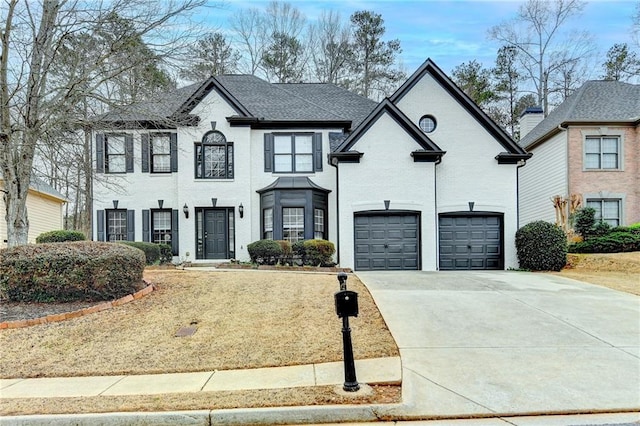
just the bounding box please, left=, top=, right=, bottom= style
left=92, top=58, right=531, bottom=270
left=519, top=81, right=640, bottom=229
left=1, top=175, right=66, bottom=247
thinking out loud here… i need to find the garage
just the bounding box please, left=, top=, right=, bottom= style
left=439, top=214, right=503, bottom=270
left=354, top=213, right=420, bottom=270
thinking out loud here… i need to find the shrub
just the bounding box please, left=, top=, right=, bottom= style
left=158, top=244, right=173, bottom=264
left=568, top=231, right=640, bottom=253
left=118, top=241, right=161, bottom=265
left=36, top=230, right=86, bottom=243
left=275, top=240, right=292, bottom=264
left=294, top=239, right=336, bottom=266
left=572, top=207, right=596, bottom=239
left=0, top=241, right=145, bottom=303
left=247, top=240, right=283, bottom=265
left=515, top=221, right=567, bottom=271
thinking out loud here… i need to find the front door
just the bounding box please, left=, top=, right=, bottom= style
left=204, top=209, right=228, bottom=259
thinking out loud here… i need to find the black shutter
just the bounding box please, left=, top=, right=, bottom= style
left=127, top=210, right=135, bottom=241
left=96, top=210, right=105, bottom=241
left=313, top=133, right=323, bottom=171
left=125, top=134, right=134, bottom=173
left=141, top=134, right=149, bottom=173
left=142, top=209, right=150, bottom=242
left=264, top=133, right=274, bottom=172
left=171, top=209, right=179, bottom=256
left=96, top=134, right=105, bottom=173
left=170, top=133, right=178, bottom=172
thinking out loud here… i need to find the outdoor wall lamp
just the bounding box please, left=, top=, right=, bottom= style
left=183, top=203, right=189, bottom=219
left=239, top=203, right=244, bottom=218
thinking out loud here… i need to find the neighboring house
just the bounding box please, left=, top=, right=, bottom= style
left=1, top=175, right=66, bottom=247
left=92, top=58, right=531, bottom=270
left=519, top=81, right=640, bottom=229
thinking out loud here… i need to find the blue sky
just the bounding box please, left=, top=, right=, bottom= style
left=203, top=0, right=637, bottom=76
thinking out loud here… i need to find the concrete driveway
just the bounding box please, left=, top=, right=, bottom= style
left=356, top=271, right=640, bottom=418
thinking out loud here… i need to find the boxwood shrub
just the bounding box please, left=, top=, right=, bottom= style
left=247, top=239, right=283, bottom=265
left=36, top=230, right=86, bottom=243
left=293, top=239, right=336, bottom=266
left=515, top=221, right=567, bottom=271
left=117, top=242, right=172, bottom=265
left=0, top=241, right=145, bottom=303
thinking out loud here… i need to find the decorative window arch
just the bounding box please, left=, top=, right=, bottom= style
left=195, top=130, right=234, bottom=179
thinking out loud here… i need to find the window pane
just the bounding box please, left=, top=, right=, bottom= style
left=108, top=156, right=126, bottom=173
left=603, top=200, right=619, bottom=219
left=151, top=136, right=170, bottom=154
left=295, top=135, right=313, bottom=153
left=283, top=207, right=304, bottom=243
left=274, top=136, right=292, bottom=153
left=602, top=153, right=618, bottom=169
left=274, top=154, right=292, bottom=172
left=204, top=145, right=226, bottom=178
left=586, top=200, right=602, bottom=220
left=584, top=153, right=600, bottom=169
left=108, top=136, right=125, bottom=154
left=263, top=208, right=273, bottom=239
left=314, top=208, right=325, bottom=239
left=584, top=137, right=600, bottom=154
left=602, top=138, right=619, bottom=153
left=295, top=154, right=313, bottom=172
left=227, top=145, right=234, bottom=178
left=153, top=155, right=171, bottom=172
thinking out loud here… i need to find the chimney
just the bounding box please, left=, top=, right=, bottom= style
left=519, top=106, right=544, bottom=138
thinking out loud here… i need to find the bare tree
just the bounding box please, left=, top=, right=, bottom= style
left=230, top=7, right=267, bottom=76
left=1, top=0, right=205, bottom=247
left=489, top=0, right=595, bottom=115
left=308, top=10, right=352, bottom=84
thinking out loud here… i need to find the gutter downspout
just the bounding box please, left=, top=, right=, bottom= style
left=330, top=156, right=340, bottom=265
left=516, top=158, right=526, bottom=230
left=434, top=156, right=442, bottom=270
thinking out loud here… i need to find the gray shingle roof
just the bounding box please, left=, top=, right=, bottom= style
left=95, top=75, right=377, bottom=130
left=0, top=173, right=66, bottom=201
left=520, top=80, right=640, bottom=148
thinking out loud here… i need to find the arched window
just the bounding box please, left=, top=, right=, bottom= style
left=195, top=130, right=234, bottom=179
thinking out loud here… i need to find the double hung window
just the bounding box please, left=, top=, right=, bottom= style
left=586, top=199, right=621, bottom=227
left=282, top=207, right=304, bottom=243
left=151, top=134, right=171, bottom=173
left=585, top=136, right=620, bottom=170
left=263, top=208, right=274, bottom=239
left=195, top=131, right=233, bottom=179
left=105, top=136, right=126, bottom=173
left=274, top=134, right=313, bottom=173
left=152, top=210, right=172, bottom=244
left=314, top=209, right=325, bottom=239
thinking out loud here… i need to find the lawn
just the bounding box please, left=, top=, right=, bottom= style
left=0, top=270, right=401, bottom=415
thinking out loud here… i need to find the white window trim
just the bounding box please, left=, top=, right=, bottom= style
left=583, top=191, right=626, bottom=226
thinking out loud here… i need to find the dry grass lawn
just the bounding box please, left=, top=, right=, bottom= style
left=0, top=270, right=401, bottom=416
left=553, top=252, right=640, bottom=296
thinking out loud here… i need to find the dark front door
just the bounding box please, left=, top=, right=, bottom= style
left=204, top=209, right=228, bottom=259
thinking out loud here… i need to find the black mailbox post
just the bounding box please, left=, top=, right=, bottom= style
left=335, top=272, right=359, bottom=392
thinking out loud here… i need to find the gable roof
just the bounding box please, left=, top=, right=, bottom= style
left=519, top=80, right=640, bottom=149
left=390, top=58, right=530, bottom=161
left=0, top=173, right=66, bottom=202
left=335, top=98, right=445, bottom=162
left=94, top=75, right=377, bottom=131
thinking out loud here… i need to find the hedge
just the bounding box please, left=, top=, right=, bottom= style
left=36, top=230, right=86, bottom=243
left=247, top=239, right=283, bottom=265
left=0, top=241, right=145, bottom=303
left=293, top=240, right=335, bottom=266
left=568, top=231, right=640, bottom=253
left=118, top=241, right=172, bottom=265
left=515, top=221, right=567, bottom=271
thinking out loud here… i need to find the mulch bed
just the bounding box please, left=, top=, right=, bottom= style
left=0, top=301, right=96, bottom=322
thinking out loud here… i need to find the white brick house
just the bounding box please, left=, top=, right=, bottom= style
left=92, top=59, right=530, bottom=270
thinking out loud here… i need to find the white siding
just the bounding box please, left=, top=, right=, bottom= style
left=338, top=112, right=437, bottom=271
left=395, top=73, right=521, bottom=269
left=519, top=132, right=568, bottom=225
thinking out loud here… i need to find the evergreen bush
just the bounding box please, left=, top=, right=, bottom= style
left=247, top=240, right=283, bottom=265
left=568, top=231, right=640, bottom=253
left=0, top=241, right=145, bottom=302
left=573, top=207, right=597, bottom=239
left=118, top=241, right=161, bottom=265
left=293, top=240, right=336, bottom=266
left=515, top=221, right=567, bottom=271
left=36, top=230, right=86, bottom=243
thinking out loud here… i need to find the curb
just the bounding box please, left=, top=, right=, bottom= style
left=0, top=281, right=155, bottom=330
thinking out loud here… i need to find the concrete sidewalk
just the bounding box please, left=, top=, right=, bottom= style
left=0, top=357, right=400, bottom=398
